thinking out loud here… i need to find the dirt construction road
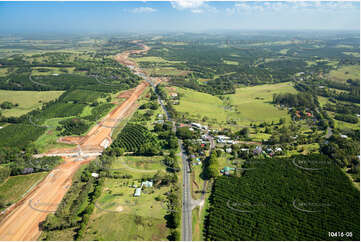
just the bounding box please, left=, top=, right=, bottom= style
left=0, top=43, right=150, bottom=241
left=0, top=157, right=93, bottom=241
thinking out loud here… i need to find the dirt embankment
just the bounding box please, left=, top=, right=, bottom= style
left=0, top=157, right=93, bottom=241
left=0, top=44, right=151, bottom=241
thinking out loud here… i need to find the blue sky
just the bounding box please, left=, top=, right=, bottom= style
left=0, top=1, right=359, bottom=33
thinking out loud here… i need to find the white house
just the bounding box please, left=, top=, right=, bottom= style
left=134, top=188, right=142, bottom=197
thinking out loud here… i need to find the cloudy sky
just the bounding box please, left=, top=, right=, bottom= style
left=0, top=1, right=359, bottom=33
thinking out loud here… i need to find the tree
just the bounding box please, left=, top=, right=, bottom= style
left=238, top=127, right=250, bottom=137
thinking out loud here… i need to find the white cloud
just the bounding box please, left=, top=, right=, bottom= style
left=170, top=0, right=217, bottom=14
left=225, top=1, right=359, bottom=15
left=171, top=0, right=205, bottom=10
left=131, top=7, right=157, bottom=14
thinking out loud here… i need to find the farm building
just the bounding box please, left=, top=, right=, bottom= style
left=226, top=148, right=232, bottom=153
left=170, top=92, right=178, bottom=98
left=253, top=146, right=263, bottom=155
left=141, top=180, right=153, bottom=188
left=221, top=166, right=235, bottom=176
left=191, top=122, right=202, bottom=129
left=134, top=188, right=142, bottom=197
left=91, top=173, right=99, bottom=178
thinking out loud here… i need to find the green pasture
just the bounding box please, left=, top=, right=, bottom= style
left=328, top=65, right=360, bottom=82
left=343, top=52, right=360, bottom=58
left=0, top=90, right=64, bottom=117
left=0, top=172, right=48, bottom=208
left=226, top=82, right=297, bottom=125
left=33, top=118, right=76, bottom=153
left=31, top=67, right=76, bottom=76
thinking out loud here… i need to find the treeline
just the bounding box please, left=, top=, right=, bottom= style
left=40, top=160, right=104, bottom=240
left=321, top=132, right=360, bottom=175
left=202, top=151, right=219, bottom=179
left=0, top=147, right=61, bottom=181
left=0, top=51, right=141, bottom=92
left=272, top=92, right=317, bottom=109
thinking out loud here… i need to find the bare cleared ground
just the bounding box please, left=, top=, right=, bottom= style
left=0, top=44, right=150, bottom=241
left=0, top=157, right=94, bottom=241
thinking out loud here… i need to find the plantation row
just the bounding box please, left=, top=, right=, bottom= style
left=111, top=123, right=159, bottom=153
left=205, top=154, right=360, bottom=241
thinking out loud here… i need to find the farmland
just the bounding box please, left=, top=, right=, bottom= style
left=226, top=82, right=297, bottom=125
left=83, top=167, right=170, bottom=240
left=328, top=65, right=360, bottom=83
left=0, top=28, right=359, bottom=242
left=205, top=155, right=360, bottom=240
left=170, top=82, right=296, bottom=128
left=0, top=90, right=63, bottom=117
left=0, top=172, right=48, bottom=209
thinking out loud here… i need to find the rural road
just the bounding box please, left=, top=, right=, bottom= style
left=180, top=140, right=192, bottom=241
left=156, top=88, right=193, bottom=241
left=146, top=71, right=192, bottom=240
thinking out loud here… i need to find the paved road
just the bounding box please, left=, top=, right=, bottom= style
left=148, top=78, right=192, bottom=241
left=179, top=139, right=192, bottom=241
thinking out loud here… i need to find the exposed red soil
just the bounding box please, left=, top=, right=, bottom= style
left=0, top=157, right=93, bottom=241
left=0, top=44, right=151, bottom=241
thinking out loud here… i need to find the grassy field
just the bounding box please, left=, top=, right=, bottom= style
left=343, top=52, right=360, bottom=58
left=33, top=117, right=76, bottom=153
left=132, top=56, right=184, bottom=64
left=172, top=86, right=231, bottom=126
left=82, top=155, right=170, bottom=240
left=227, top=82, right=297, bottom=125
left=144, top=67, right=187, bottom=76
left=0, top=90, right=64, bottom=117
left=172, top=83, right=296, bottom=128
left=328, top=65, right=360, bottom=82
left=223, top=60, right=238, bottom=65
left=317, top=96, right=329, bottom=107
left=306, top=59, right=338, bottom=67
left=31, top=67, right=76, bottom=76
left=279, top=48, right=289, bottom=54
left=0, top=68, right=8, bottom=77
left=0, top=172, right=48, bottom=208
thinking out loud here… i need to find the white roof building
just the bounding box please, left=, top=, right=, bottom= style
left=134, top=188, right=142, bottom=197
left=91, top=173, right=99, bottom=178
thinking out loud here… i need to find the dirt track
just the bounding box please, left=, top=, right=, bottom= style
left=0, top=43, right=150, bottom=241
left=0, top=157, right=94, bottom=241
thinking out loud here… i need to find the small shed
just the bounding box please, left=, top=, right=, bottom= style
left=134, top=188, right=142, bottom=197
left=142, top=181, right=153, bottom=188
left=91, top=173, right=99, bottom=178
